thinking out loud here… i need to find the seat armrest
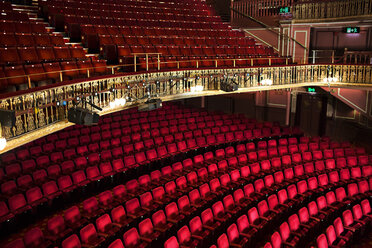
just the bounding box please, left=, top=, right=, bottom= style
left=260, top=216, right=270, bottom=221
left=343, top=226, right=357, bottom=232
left=300, top=223, right=311, bottom=229
left=282, top=241, right=296, bottom=247
left=203, top=225, right=215, bottom=231
left=230, top=244, right=243, bottom=248
left=192, top=234, right=204, bottom=240
left=310, top=216, right=321, bottom=222
left=140, top=236, right=153, bottom=243
left=98, top=232, right=110, bottom=238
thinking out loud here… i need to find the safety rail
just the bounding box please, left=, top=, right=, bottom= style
left=0, top=56, right=291, bottom=89
left=231, top=0, right=293, bottom=19
left=0, top=64, right=371, bottom=142
left=292, top=0, right=372, bottom=20
left=343, top=50, right=372, bottom=65
left=231, top=0, right=372, bottom=21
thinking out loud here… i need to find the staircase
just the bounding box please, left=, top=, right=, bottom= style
left=12, top=3, right=101, bottom=60
left=206, top=0, right=231, bottom=22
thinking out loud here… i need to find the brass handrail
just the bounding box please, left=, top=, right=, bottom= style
left=0, top=64, right=371, bottom=141
left=292, top=0, right=372, bottom=20
left=230, top=7, right=308, bottom=51
left=0, top=56, right=291, bottom=84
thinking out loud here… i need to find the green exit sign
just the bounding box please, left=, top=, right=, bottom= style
left=279, top=6, right=290, bottom=14
left=344, top=27, right=360, bottom=33
left=308, top=87, right=316, bottom=93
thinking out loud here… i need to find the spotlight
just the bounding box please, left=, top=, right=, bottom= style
left=76, top=96, right=80, bottom=101
left=190, top=85, right=204, bottom=92
left=210, top=75, right=213, bottom=79
left=111, top=88, right=116, bottom=92
left=260, top=79, right=273, bottom=86
left=0, top=137, right=6, bottom=151
left=138, top=98, right=162, bottom=111
left=220, top=81, right=238, bottom=92
left=110, top=98, right=127, bottom=108
left=323, top=77, right=338, bottom=83
left=196, top=76, right=200, bottom=80
left=94, top=92, right=98, bottom=96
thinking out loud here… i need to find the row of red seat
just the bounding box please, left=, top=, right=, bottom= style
left=0, top=33, right=66, bottom=47
left=76, top=18, right=227, bottom=30
left=268, top=199, right=371, bottom=248
left=152, top=180, right=372, bottom=247
left=2, top=120, right=279, bottom=163
left=5, top=149, right=369, bottom=248
left=97, top=36, right=255, bottom=47
left=316, top=200, right=371, bottom=248
left=2, top=135, right=370, bottom=208
left=0, top=20, right=48, bottom=33
left=116, top=45, right=271, bottom=57
left=1, top=130, right=299, bottom=186
left=78, top=26, right=245, bottom=39
left=179, top=193, right=372, bottom=248
left=1, top=139, right=369, bottom=193
left=1, top=104, right=257, bottom=162
left=53, top=10, right=221, bottom=23
left=0, top=46, right=87, bottom=66
left=0, top=117, right=286, bottom=237
left=2, top=139, right=369, bottom=247
left=0, top=1, right=11, bottom=10
left=0, top=3, right=105, bottom=91
left=45, top=0, right=210, bottom=13
left=1, top=129, right=369, bottom=189
left=0, top=59, right=107, bottom=88
left=43, top=0, right=213, bottom=17
left=0, top=11, right=29, bottom=22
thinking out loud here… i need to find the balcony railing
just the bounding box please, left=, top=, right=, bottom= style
left=0, top=63, right=371, bottom=142
left=343, top=50, right=372, bottom=65
left=231, top=0, right=372, bottom=22
left=292, top=0, right=372, bottom=20
left=231, top=0, right=293, bottom=18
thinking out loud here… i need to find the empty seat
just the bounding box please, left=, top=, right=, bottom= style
left=123, top=228, right=148, bottom=248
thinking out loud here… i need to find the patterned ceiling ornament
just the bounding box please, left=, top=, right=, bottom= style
left=0, top=100, right=9, bottom=109
left=15, top=116, right=24, bottom=136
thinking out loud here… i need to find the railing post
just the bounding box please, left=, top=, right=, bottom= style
left=157, top=54, right=160, bottom=71
left=332, top=51, right=335, bottom=64
left=344, top=48, right=348, bottom=64
left=312, top=50, right=316, bottom=64
left=59, top=72, right=63, bottom=82
left=87, top=69, right=90, bottom=78
left=134, top=55, right=137, bottom=72
left=146, top=54, right=149, bottom=71
left=27, top=76, right=31, bottom=89
left=111, top=67, right=114, bottom=74
left=233, top=59, right=236, bottom=67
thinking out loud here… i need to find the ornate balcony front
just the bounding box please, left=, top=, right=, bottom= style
left=0, top=63, right=371, bottom=153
